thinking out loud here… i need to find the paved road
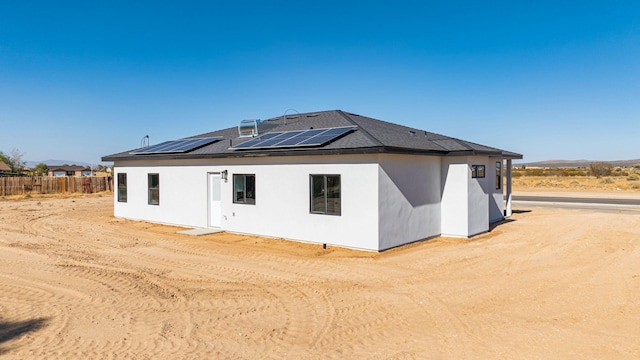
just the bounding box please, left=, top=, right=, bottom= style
left=512, top=195, right=640, bottom=213
left=513, top=196, right=640, bottom=206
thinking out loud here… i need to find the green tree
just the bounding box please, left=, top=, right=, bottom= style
left=0, top=148, right=26, bottom=175
left=589, top=161, right=613, bottom=178
left=0, top=151, right=8, bottom=167
left=33, top=163, right=49, bottom=176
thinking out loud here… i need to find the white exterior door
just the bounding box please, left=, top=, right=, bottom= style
left=208, top=173, right=222, bottom=227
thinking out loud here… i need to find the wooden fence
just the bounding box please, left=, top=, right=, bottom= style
left=0, top=176, right=113, bottom=196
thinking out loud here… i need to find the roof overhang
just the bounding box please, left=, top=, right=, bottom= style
left=103, top=145, right=523, bottom=162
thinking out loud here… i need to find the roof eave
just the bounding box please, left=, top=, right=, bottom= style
left=103, top=147, right=523, bottom=162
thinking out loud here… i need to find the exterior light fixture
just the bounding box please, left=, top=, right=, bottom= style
left=221, top=170, right=228, bottom=182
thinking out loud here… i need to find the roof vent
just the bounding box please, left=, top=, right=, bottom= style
left=408, top=130, right=416, bottom=136
left=238, top=119, right=260, bottom=138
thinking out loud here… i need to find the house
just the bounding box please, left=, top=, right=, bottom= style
left=48, top=166, right=92, bottom=177
left=0, top=161, right=11, bottom=175
left=102, top=110, right=522, bottom=251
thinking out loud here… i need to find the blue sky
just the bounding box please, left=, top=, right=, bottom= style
left=1, top=1, right=638, bottom=164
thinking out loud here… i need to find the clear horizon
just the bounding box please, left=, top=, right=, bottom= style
left=1, top=1, right=639, bottom=164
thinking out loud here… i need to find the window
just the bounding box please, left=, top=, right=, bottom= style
left=233, top=174, right=255, bottom=204
left=496, top=161, right=502, bottom=189
left=310, top=174, right=341, bottom=215
left=471, top=165, right=485, bottom=178
left=117, top=173, right=127, bottom=202
left=148, top=173, right=159, bottom=205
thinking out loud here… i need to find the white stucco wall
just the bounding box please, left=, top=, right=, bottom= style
left=377, top=154, right=441, bottom=250
left=441, top=156, right=500, bottom=238
left=114, top=162, right=210, bottom=228
left=440, top=157, right=469, bottom=237
left=489, top=159, right=505, bottom=223
left=113, top=153, right=503, bottom=250
left=222, top=157, right=379, bottom=251
left=467, top=156, right=490, bottom=237
left=114, top=155, right=380, bottom=251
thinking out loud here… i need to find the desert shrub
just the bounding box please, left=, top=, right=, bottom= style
left=526, top=168, right=544, bottom=176
left=590, top=162, right=613, bottom=178
left=600, top=177, right=615, bottom=184
left=561, top=168, right=588, bottom=176
left=627, top=174, right=640, bottom=181
left=630, top=182, right=640, bottom=189
left=612, top=168, right=629, bottom=176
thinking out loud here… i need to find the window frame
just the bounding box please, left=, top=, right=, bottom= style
left=148, top=173, right=159, bottom=205
left=233, top=174, right=256, bottom=204
left=309, top=174, right=341, bottom=216
left=471, top=165, right=485, bottom=178
left=495, top=161, right=502, bottom=190
left=117, top=173, right=127, bottom=202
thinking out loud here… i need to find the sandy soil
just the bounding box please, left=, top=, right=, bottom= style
left=1, top=194, right=640, bottom=359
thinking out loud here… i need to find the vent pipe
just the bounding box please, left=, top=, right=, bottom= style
left=282, top=108, right=300, bottom=126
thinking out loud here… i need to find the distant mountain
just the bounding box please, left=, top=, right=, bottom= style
left=515, top=159, right=640, bottom=168
left=25, top=159, right=92, bottom=168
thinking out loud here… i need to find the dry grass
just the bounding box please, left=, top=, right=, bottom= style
left=0, top=191, right=113, bottom=202
left=509, top=165, right=640, bottom=192
left=514, top=175, right=640, bottom=192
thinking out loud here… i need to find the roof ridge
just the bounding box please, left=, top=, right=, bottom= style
left=336, top=110, right=384, bottom=147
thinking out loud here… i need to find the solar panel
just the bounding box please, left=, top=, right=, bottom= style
left=252, top=130, right=305, bottom=147
left=130, top=137, right=222, bottom=154
left=274, top=129, right=326, bottom=146
left=229, top=132, right=283, bottom=149
left=230, top=126, right=356, bottom=150
left=297, top=127, right=354, bottom=146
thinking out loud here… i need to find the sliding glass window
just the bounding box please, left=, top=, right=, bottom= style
left=310, top=174, right=341, bottom=215
left=233, top=174, right=256, bottom=204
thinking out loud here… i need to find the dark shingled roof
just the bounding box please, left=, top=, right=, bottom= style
left=49, top=165, right=90, bottom=172
left=102, top=110, right=522, bottom=161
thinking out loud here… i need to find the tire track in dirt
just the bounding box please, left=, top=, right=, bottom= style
left=119, top=241, right=341, bottom=357
left=4, top=196, right=640, bottom=358
left=52, top=262, right=190, bottom=355
left=0, top=279, right=70, bottom=355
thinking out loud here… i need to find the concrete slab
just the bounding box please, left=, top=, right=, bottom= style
left=177, top=228, right=224, bottom=236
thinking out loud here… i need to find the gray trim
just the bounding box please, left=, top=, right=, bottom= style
left=103, top=145, right=522, bottom=162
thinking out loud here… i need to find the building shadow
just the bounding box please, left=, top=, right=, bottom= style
left=489, top=209, right=532, bottom=232
left=512, top=209, right=532, bottom=214
left=489, top=218, right=515, bottom=232
left=0, top=317, right=49, bottom=355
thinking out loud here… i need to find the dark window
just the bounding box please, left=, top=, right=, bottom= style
left=117, top=173, right=127, bottom=202
left=496, top=161, right=502, bottom=189
left=472, top=165, right=485, bottom=178
left=233, top=174, right=255, bottom=204
left=310, top=175, right=341, bottom=215
left=148, top=173, right=159, bottom=205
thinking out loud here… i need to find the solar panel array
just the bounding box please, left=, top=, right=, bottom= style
left=130, top=137, right=222, bottom=155
left=230, top=126, right=357, bottom=150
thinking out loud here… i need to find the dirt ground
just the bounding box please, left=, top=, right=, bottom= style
left=1, top=194, right=640, bottom=359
